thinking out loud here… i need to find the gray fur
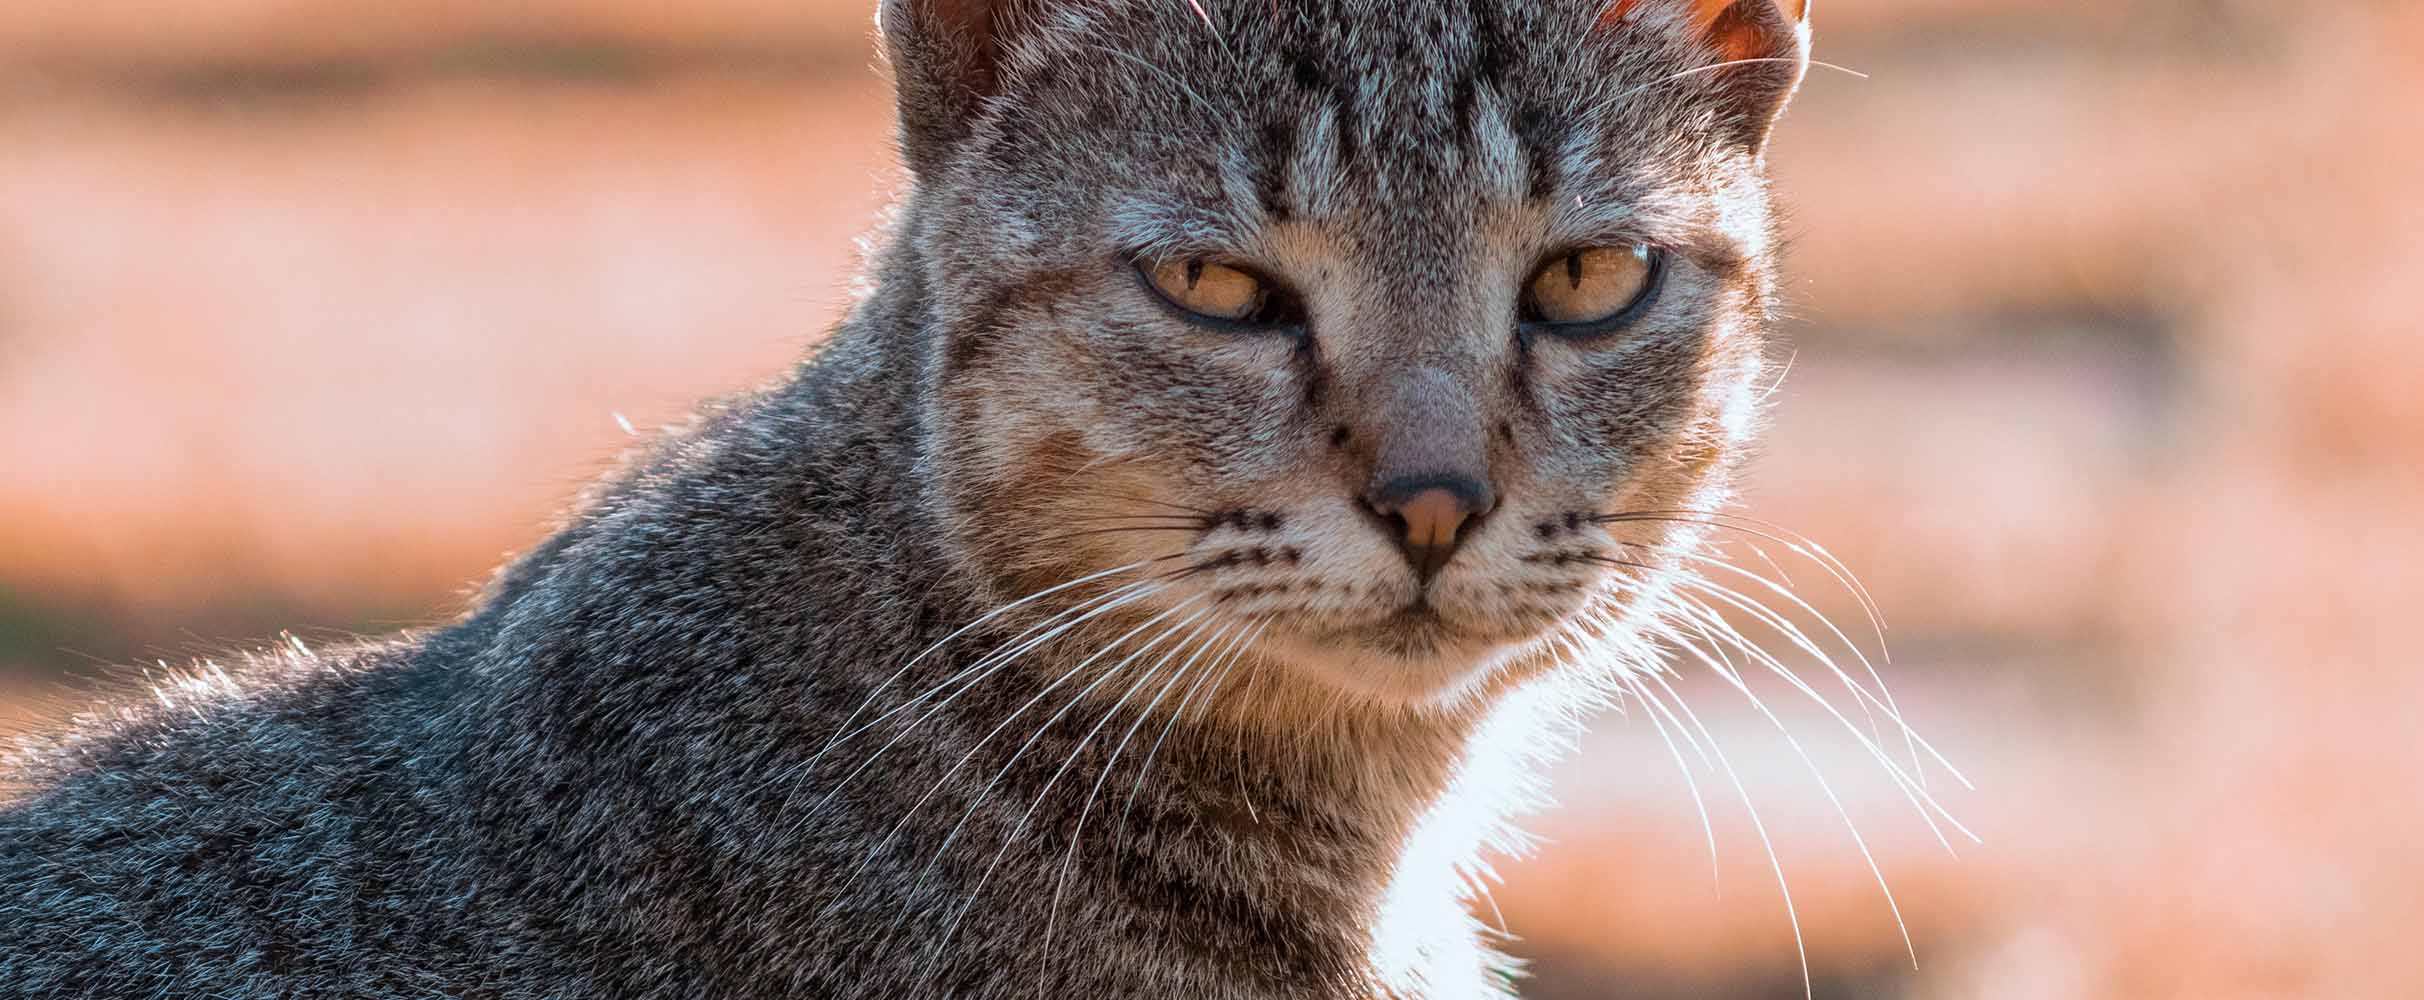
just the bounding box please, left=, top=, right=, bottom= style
left=0, top=1, right=1808, bottom=996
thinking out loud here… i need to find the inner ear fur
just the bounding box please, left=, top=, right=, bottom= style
left=880, top=0, right=1047, bottom=176
left=1605, top=0, right=1813, bottom=152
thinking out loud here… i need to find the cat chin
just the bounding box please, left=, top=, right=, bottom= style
left=1259, top=621, right=1523, bottom=708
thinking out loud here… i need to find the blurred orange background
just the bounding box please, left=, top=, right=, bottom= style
left=3, top=2, right=2419, bottom=997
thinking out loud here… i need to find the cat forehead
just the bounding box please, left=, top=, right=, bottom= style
left=990, top=0, right=1706, bottom=243
left=1051, top=0, right=1628, bottom=141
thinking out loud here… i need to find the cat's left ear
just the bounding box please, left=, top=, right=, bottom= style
left=879, top=0, right=1051, bottom=177
left=1611, top=0, right=1813, bottom=153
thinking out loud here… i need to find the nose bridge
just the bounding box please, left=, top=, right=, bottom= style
left=1366, top=364, right=1493, bottom=504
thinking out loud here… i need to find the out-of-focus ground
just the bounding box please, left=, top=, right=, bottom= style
left=3, top=2, right=2418, bottom=997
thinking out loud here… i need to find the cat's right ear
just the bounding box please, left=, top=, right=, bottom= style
left=880, top=0, right=1047, bottom=177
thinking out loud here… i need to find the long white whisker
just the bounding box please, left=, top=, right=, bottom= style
left=1682, top=550, right=1937, bottom=789
left=1758, top=348, right=1798, bottom=406
left=1675, top=583, right=1976, bottom=827
left=1656, top=611, right=1919, bottom=970
left=1616, top=664, right=1721, bottom=893
left=805, top=580, right=1169, bottom=816
left=1577, top=603, right=1726, bottom=774
left=1118, top=616, right=1271, bottom=837
left=1661, top=56, right=1870, bottom=86
left=1681, top=548, right=1892, bottom=774
left=1592, top=58, right=1863, bottom=127
left=1040, top=614, right=1235, bottom=984
left=814, top=560, right=1154, bottom=762
left=1637, top=644, right=1813, bottom=1000
left=828, top=577, right=1162, bottom=757
left=1669, top=594, right=1968, bottom=853
left=892, top=596, right=1207, bottom=899
left=824, top=584, right=1182, bottom=899
left=1599, top=511, right=1889, bottom=654
left=763, top=573, right=1160, bottom=809
left=918, top=604, right=1217, bottom=979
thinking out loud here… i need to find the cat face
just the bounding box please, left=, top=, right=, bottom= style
left=899, top=0, right=1807, bottom=707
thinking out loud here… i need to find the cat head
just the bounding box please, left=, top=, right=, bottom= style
left=886, top=0, right=1808, bottom=709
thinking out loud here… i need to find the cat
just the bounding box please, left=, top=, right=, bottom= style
left=1, top=1, right=1817, bottom=996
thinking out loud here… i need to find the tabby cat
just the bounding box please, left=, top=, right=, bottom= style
left=2, top=1, right=1827, bottom=996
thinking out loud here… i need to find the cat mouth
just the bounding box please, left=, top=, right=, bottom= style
left=1327, top=602, right=1492, bottom=655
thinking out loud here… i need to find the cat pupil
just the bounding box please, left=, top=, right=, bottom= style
left=1185, top=259, right=1204, bottom=289
left=1566, top=253, right=1585, bottom=289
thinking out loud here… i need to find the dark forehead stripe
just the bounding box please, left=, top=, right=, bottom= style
left=1515, top=104, right=1560, bottom=202
left=1240, top=36, right=1348, bottom=225
left=1249, top=2, right=1560, bottom=219
left=1462, top=1, right=1559, bottom=203
left=1254, top=119, right=1298, bottom=222
left=1452, top=1, right=1512, bottom=138
left=1288, top=39, right=1359, bottom=172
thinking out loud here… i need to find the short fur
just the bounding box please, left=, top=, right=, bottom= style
left=0, top=1, right=1810, bottom=996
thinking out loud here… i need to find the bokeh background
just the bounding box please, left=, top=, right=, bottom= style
left=3, top=2, right=2418, bottom=996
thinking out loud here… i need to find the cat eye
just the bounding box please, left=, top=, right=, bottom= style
left=1520, top=245, right=1664, bottom=335
left=1136, top=257, right=1304, bottom=331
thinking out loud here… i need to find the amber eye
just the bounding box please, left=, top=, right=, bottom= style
left=1522, top=245, right=1661, bottom=331
left=1138, top=258, right=1300, bottom=329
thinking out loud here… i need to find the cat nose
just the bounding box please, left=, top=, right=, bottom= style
left=1361, top=476, right=1495, bottom=584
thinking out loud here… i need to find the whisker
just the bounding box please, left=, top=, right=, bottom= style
left=1674, top=577, right=1973, bottom=805
left=879, top=600, right=1212, bottom=979
left=807, top=559, right=1156, bottom=767
left=1591, top=510, right=1888, bottom=649
left=1030, top=525, right=1210, bottom=548
left=1667, top=588, right=1939, bottom=819
left=1590, top=56, right=1864, bottom=128
left=1592, top=512, right=1937, bottom=797
left=1676, top=551, right=1942, bottom=790
left=824, top=576, right=1159, bottom=752
left=1118, top=616, right=1271, bottom=838
left=1184, top=0, right=1218, bottom=36
left=895, top=594, right=1206, bottom=883
left=1613, top=662, right=1721, bottom=893
left=1758, top=347, right=1798, bottom=406
left=1571, top=554, right=1661, bottom=574
left=1080, top=488, right=1216, bottom=517
left=917, top=603, right=1216, bottom=979
left=1040, top=613, right=1236, bottom=982
left=1678, top=551, right=1890, bottom=766
left=1670, top=599, right=1970, bottom=855
left=1194, top=619, right=1264, bottom=728
left=1061, top=513, right=1213, bottom=526
left=764, top=575, right=1165, bottom=819
left=1661, top=56, right=1870, bottom=86
left=826, top=583, right=1178, bottom=899
left=1634, top=644, right=1813, bottom=1000
left=1653, top=610, right=1919, bottom=971
left=805, top=579, right=1171, bottom=816
left=1739, top=539, right=1800, bottom=592
left=1582, top=503, right=1967, bottom=982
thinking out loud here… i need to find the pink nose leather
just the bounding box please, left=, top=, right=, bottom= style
left=1374, top=486, right=1480, bottom=583
left=1398, top=488, right=1470, bottom=554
